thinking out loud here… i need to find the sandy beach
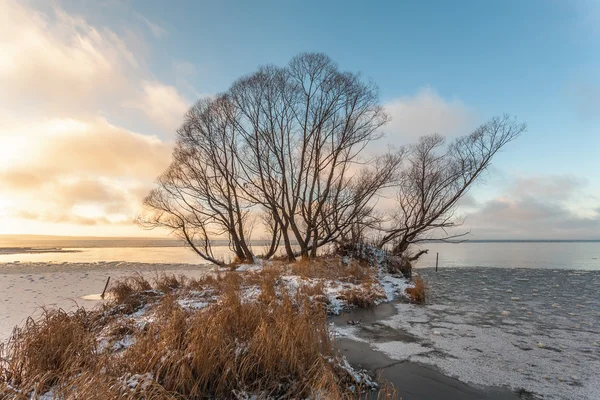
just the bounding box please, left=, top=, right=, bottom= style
left=2, top=257, right=600, bottom=398
left=0, top=261, right=212, bottom=342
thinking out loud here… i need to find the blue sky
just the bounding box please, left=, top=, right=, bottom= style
left=80, top=0, right=600, bottom=176
left=0, top=0, right=598, bottom=238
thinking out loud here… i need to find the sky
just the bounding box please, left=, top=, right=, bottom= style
left=0, top=0, right=598, bottom=240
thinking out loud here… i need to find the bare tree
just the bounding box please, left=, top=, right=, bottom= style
left=378, top=115, right=526, bottom=258
left=137, top=96, right=255, bottom=265
left=138, top=53, right=524, bottom=267
left=230, top=53, right=397, bottom=260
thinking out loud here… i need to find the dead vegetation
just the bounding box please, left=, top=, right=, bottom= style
left=289, top=255, right=373, bottom=284
left=340, top=283, right=385, bottom=309
left=0, top=259, right=400, bottom=399
left=0, top=308, right=100, bottom=396
left=405, top=275, right=426, bottom=304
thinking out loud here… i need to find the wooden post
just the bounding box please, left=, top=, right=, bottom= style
left=435, top=252, right=439, bottom=272
left=101, top=277, right=111, bottom=299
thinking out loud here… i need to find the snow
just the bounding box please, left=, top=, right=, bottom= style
left=0, top=261, right=212, bottom=342
left=234, top=261, right=264, bottom=272
left=331, top=324, right=365, bottom=343
left=378, top=271, right=411, bottom=302
left=34, top=390, right=54, bottom=400
left=113, top=335, right=136, bottom=350
left=3, top=251, right=416, bottom=399
left=177, top=299, right=209, bottom=310
left=120, top=372, right=154, bottom=391
left=334, top=356, right=377, bottom=389
left=366, top=267, right=600, bottom=400
left=373, top=341, right=433, bottom=360
left=231, top=390, right=260, bottom=400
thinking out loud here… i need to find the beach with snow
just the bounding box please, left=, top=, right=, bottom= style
left=3, top=257, right=600, bottom=399
left=0, top=261, right=213, bottom=342
left=335, top=267, right=600, bottom=400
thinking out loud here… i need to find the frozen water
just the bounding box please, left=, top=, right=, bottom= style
left=372, top=267, right=600, bottom=400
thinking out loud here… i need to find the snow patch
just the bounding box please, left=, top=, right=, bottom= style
left=177, top=299, right=209, bottom=310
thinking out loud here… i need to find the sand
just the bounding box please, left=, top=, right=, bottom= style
left=0, top=261, right=212, bottom=342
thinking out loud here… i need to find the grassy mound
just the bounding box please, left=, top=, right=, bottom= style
left=1, top=263, right=399, bottom=399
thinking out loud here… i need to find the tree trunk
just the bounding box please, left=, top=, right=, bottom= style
left=309, top=227, right=318, bottom=258
left=263, top=227, right=281, bottom=260
left=280, top=224, right=296, bottom=261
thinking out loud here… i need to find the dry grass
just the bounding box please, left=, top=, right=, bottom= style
left=0, top=308, right=100, bottom=396
left=405, top=276, right=426, bottom=304
left=152, top=272, right=184, bottom=293
left=108, top=273, right=156, bottom=314
left=0, top=267, right=396, bottom=399
left=118, top=284, right=349, bottom=398
left=340, top=284, right=385, bottom=309
left=290, top=256, right=372, bottom=284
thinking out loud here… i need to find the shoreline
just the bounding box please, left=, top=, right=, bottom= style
left=3, top=260, right=599, bottom=398
left=334, top=267, right=600, bottom=400
left=332, top=302, right=521, bottom=399
left=1, top=255, right=404, bottom=398
left=0, top=262, right=214, bottom=342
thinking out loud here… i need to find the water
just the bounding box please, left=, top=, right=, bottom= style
left=0, top=237, right=274, bottom=264
left=1, top=238, right=599, bottom=269
left=336, top=267, right=600, bottom=399
left=1, top=238, right=599, bottom=343
left=414, top=241, right=600, bottom=270
left=0, top=246, right=218, bottom=264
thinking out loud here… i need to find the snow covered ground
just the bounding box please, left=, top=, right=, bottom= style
left=2, top=255, right=413, bottom=399
left=337, top=267, right=600, bottom=400
left=0, top=261, right=213, bottom=342
left=1, top=255, right=412, bottom=342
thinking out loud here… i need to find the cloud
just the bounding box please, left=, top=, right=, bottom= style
left=136, top=14, right=167, bottom=38
left=1, top=117, right=171, bottom=179
left=461, top=175, right=600, bottom=240
left=0, top=1, right=134, bottom=112
left=0, top=0, right=189, bottom=133
left=382, top=87, right=474, bottom=144
left=15, top=210, right=116, bottom=226
left=0, top=1, right=196, bottom=233
left=0, top=116, right=172, bottom=228
left=127, top=81, right=190, bottom=132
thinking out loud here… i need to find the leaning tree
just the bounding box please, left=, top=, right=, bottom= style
left=378, top=115, right=526, bottom=260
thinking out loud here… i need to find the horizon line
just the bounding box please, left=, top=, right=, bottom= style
left=0, top=234, right=599, bottom=243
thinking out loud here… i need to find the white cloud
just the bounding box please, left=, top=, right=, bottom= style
left=0, top=0, right=193, bottom=233
left=0, top=1, right=134, bottom=111
left=127, top=80, right=190, bottom=133
left=136, top=14, right=168, bottom=38
left=0, top=0, right=190, bottom=133
left=0, top=115, right=172, bottom=229
left=382, top=87, right=474, bottom=145
left=459, top=175, right=600, bottom=240
left=0, top=0, right=199, bottom=234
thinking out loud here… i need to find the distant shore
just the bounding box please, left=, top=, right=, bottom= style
left=0, top=247, right=81, bottom=255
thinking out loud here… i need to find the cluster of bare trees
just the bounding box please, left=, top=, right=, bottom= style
left=138, top=53, right=525, bottom=265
